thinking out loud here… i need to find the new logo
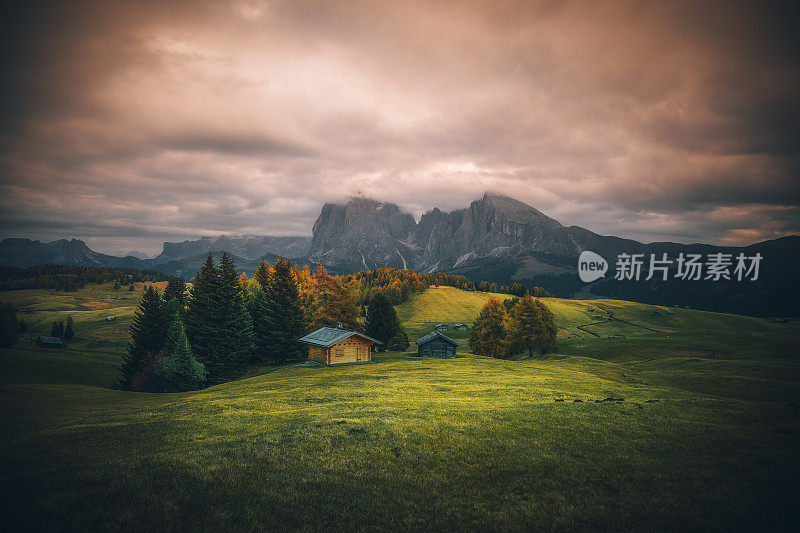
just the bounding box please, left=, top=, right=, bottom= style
left=578, top=251, right=608, bottom=283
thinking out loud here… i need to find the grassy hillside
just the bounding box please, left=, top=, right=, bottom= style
left=0, top=284, right=798, bottom=530
left=399, top=286, right=798, bottom=361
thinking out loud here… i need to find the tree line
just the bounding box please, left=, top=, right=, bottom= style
left=469, top=295, right=557, bottom=358
left=0, top=265, right=166, bottom=292
left=345, top=268, right=550, bottom=306
left=119, top=254, right=411, bottom=391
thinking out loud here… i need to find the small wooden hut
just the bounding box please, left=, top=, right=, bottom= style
left=298, top=325, right=381, bottom=365
left=415, top=330, right=459, bottom=358
left=36, top=336, right=65, bottom=349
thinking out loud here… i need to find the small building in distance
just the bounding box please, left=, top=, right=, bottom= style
left=298, top=325, right=381, bottom=365
left=435, top=323, right=448, bottom=331
left=453, top=323, right=469, bottom=331
left=415, top=330, right=459, bottom=358
left=36, top=336, right=65, bottom=349
left=105, top=316, right=117, bottom=321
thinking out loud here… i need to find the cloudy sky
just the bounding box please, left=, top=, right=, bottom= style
left=1, top=0, right=798, bottom=255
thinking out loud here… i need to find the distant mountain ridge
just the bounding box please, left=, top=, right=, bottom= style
left=1, top=193, right=798, bottom=315
left=155, top=235, right=311, bottom=263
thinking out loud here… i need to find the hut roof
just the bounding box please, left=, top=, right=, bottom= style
left=298, top=326, right=381, bottom=348
left=415, top=330, right=460, bottom=347
left=37, top=336, right=63, bottom=345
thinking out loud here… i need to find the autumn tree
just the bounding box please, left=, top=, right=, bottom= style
left=469, top=297, right=509, bottom=358
left=311, top=267, right=360, bottom=329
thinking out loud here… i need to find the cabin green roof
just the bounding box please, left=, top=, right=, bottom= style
left=298, top=326, right=381, bottom=348
left=415, top=330, right=459, bottom=347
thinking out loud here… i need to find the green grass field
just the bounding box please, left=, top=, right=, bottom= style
left=1, top=283, right=799, bottom=530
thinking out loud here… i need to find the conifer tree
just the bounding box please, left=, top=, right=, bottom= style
left=469, top=297, right=509, bottom=358
left=164, top=296, right=182, bottom=321
left=249, top=286, right=271, bottom=362
left=118, top=285, right=168, bottom=389
left=214, top=252, right=255, bottom=379
left=257, top=258, right=307, bottom=363
left=365, top=293, right=401, bottom=351
left=163, top=277, right=188, bottom=306
left=50, top=321, right=59, bottom=337
left=387, top=330, right=410, bottom=351
left=63, top=316, right=74, bottom=340
left=185, top=254, right=222, bottom=379
left=154, top=300, right=207, bottom=392
left=254, top=261, right=272, bottom=290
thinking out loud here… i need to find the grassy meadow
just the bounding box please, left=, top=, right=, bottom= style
left=1, top=283, right=799, bottom=530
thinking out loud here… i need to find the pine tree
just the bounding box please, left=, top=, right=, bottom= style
left=50, top=321, right=59, bottom=337
left=387, top=330, right=410, bottom=351
left=254, top=261, right=272, bottom=290
left=118, top=286, right=168, bottom=389
left=163, top=277, right=188, bottom=306
left=63, top=316, right=74, bottom=340
left=185, top=254, right=222, bottom=380
left=250, top=286, right=271, bottom=362
left=153, top=303, right=207, bottom=392
left=257, top=258, right=307, bottom=363
left=365, top=293, right=401, bottom=351
left=214, top=252, right=255, bottom=380
left=164, top=297, right=182, bottom=321
left=469, top=297, right=509, bottom=358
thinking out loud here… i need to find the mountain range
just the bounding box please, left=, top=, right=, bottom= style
left=1, top=193, right=798, bottom=316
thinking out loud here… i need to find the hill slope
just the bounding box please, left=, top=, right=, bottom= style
left=1, top=284, right=798, bottom=530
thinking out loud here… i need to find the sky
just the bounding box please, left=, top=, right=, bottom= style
left=1, top=0, right=798, bottom=256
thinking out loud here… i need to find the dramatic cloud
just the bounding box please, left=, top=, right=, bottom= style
left=1, top=0, right=798, bottom=254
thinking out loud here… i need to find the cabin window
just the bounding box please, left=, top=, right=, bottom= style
left=333, top=346, right=344, bottom=358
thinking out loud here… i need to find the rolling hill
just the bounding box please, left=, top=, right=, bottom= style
left=1, top=283, right=798, bottom=529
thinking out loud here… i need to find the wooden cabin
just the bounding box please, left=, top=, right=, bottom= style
left=298, top=325, right=381, bottom=365
left=435, top=323, right=448, bottom=331
left=415, top=330, right=459, bottom=358
left=454, top=323, right=469, bottom=331
left=36, top=336, right=65, bottom=349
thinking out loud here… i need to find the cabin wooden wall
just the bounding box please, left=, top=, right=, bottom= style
left=308, top=345, right=329, bottom=364
left=329, top=337, right=373, bottom=364
left=418, top=339, right=457, bottom=358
